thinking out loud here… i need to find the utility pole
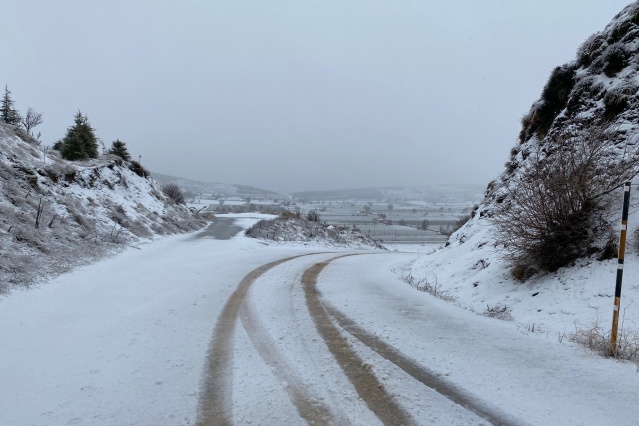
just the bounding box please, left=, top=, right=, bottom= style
left=610, top=182, right=631, bottom=356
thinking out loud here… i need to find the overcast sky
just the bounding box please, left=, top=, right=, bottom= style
left=1, top=1, right=633, bottom=193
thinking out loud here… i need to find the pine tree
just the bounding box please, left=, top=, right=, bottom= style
left=108, top=139, right=131, bottom=160
left=1, top=85, right=21, bottom=125
left=60, top=111, right=99, bottom=161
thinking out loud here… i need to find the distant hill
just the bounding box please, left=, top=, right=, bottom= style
left=151, top=172, right=285, bottom=200
left=291, top=184, right=484, bottom=203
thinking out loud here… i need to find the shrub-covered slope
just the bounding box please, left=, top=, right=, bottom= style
left=0, top=123, right=206, bottom=291
left=411, top=2, right=639, bottom=353
left=245, top=211, right=384, bottom=249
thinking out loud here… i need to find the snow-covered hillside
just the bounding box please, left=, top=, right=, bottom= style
left=245, top=212, right=384, bottom=249
left=0, top=123, right=206, bottom=291
left=411, top=2, right=639, bottom=360
left=152, top=171, right=285, bottom=200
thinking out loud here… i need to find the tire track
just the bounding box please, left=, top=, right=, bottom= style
left=199, top=252, right=519, bottom=425
left=308, top=254, right=522, bottom=426
left=196, top=254, right=313, bottom=426
left=302, top=256, right=416, bottom=426
left=323, top=305, right=522, bottom=426
left=240, top=276, right=343, bottom=425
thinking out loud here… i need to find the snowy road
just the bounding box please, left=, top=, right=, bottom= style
left=1, top=215, right=638, bottom=425
left=193, top=218, right=243, bottom=240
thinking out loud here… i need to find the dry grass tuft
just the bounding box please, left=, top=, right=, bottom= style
left=569, top=316, right=639, bottom=364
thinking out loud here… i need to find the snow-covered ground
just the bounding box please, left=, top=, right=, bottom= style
left=319, top=254, right=638, bottom=425
left=408, top=210, right=639, bottom=359
left=1, top=214, right=638, bottom=425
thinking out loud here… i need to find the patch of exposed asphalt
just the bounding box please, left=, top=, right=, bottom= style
left=194, top=218, right=243, bottom=240
left=302, top=256, right=416, bottom=426
left=196, top=254, right=312, bottom=426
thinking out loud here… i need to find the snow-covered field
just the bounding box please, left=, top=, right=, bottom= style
left=1, top=214, right=637, bottom=425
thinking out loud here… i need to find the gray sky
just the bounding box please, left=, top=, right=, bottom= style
left=1, top=1, right=633, bottom=193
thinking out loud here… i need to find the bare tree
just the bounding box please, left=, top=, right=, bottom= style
left=306, top=209, right=320, bottom=222
left=161, top=183, right=185, bottom=204
left=21, top=107, right=43, bottom=136
left=439, top=223, right=454, bottom=236
left=491, top=125, right=639, bottom=272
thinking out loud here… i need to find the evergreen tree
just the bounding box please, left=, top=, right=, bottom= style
left=108, top=139, right=131, bottom=160
left=1, top=85, right=21, bottom=125
left=60, top=111, right=99, bottom=161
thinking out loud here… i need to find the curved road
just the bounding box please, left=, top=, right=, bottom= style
left=188, top=219, right=637, bottom=426
left=196, top=252, right=520, bottom=426
left=3, top=217, right=636, bottom=425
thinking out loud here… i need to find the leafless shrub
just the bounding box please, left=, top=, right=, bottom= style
left=474, top=259, right=490, bottom=270
left=161, top=183, right=185, bottom=204
left=102, top=179, right=114, bottom=190
left=570, top=316, right=639, bottom=364
left=150, top=188, right=163, bottom=200
left=280, top=209, right=301, bottom=220
left=11, top=226, right=47, bottom=253
left=129, top=160, right=149, bottom=178
left=454, top=214, right=471, bottom=230
left=400, top=272, right=456, bottom=302
left=245, top=219, right=271, bottom=239
left=64, top=168, right=77, bottom=182
left=517, top=322, right=542, bottom=333
left=72, top=212, right=95, bottom=233
left=492, top=125, right=639, bottom=272
left=306, top=209, right=320, bottom=222
left=109, top=204, right=129, bottom=227
left=439, top=215, right=471, bottom=237
left=128, top=219, right=153, bottom=238
left=483, top=304, right=513, bottom=321
left=439, top=224, right=454, bottom=236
